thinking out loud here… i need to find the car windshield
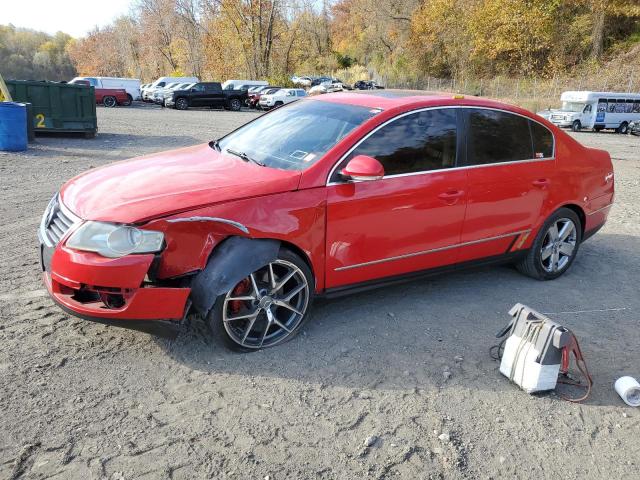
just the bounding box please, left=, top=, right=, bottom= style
left=217, top=99, right=380, bottom=171
left=561, top=101, right=586, bottom=112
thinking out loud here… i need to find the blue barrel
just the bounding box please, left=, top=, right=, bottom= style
left=0, top=102, right=28, bottom=152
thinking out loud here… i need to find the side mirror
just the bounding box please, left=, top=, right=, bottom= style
left=340, top=155, right=384, bottom=182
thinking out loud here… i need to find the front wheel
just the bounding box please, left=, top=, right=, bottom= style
left=516, top=208, right=582, bottom=280
left=572, top=120, right=581, bottom=132
left=103, top=96, right=117, bottom=108
left=207, top=249, right=313, bottom=352
left=121, top=94, right=133, bottom=106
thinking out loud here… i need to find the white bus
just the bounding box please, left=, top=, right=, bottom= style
left=546, top=91, right=640, bottom=133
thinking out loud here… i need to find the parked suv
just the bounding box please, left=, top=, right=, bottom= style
left=166, top=82, right=247, bottom=111
left=258, top=88, right=306, bottom=110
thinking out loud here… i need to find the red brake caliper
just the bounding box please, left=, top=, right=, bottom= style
left=229, top=278, right=251, bottom=314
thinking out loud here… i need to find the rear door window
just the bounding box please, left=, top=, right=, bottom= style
left=341, top=108, right=458, bottom=177
left=466, top=109, right=533, bottom=165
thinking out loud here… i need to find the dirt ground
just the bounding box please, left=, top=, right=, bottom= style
left=1, top=102, right=639, bottom=480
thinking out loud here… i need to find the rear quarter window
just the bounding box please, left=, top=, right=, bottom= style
left=530, top=121, right=554, bottom=158
left=467, top=109, right=533, bottom=165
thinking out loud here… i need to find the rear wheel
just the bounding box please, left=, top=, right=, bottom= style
left=571, top=120, right=581, bottom=132
left=103, top=96, right=117, bottom=108
left=207, top=249, right=313, bottom=352
left=175, top=97, right=189, bottom=110
left=516, top=208, right=581, bottom=280
left=617, top=122, right=629, bottom=134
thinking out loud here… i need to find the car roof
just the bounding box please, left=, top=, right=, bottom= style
left=310, top=91, right=539, bottom=118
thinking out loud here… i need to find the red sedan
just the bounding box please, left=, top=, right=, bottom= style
left=39, top=93, right=614, bottom=351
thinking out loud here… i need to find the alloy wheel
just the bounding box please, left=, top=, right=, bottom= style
left=176, top=98, right=188, bottom=110
left=540, top=218, right=577, bottom=273
left=103, top=96, right=116, bottom=108
left=222, top=259, right=309, bottom=349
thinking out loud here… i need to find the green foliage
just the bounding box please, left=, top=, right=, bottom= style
left=0, top=25, right=76, bottom=81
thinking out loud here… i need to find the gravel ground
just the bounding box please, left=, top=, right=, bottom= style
left=1, top=103, right=639, bottom=480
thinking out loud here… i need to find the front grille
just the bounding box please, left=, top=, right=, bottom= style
left=40, top=195, right=81, bottom=247
left=551, top=114, right=565, bottom=121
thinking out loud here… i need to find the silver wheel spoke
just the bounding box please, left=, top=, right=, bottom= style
left=225, top=295, right=255, bottom=302
left=268, top=263, right=276, bottom=290
left=225, top=310, right=259, bottom=322
left=271, top=315, right=292, bottom=333
left=551, top=251, right=560, bottom=271
left=250, top=273, right=261, bottom=297
left=241, top=313, right=259, bottom=344
left=548, top=224, right=559, bottom=241
left=259, top=313, right=272, bottom=347
left=282, top=283, right=306, bottom=302
left=541, top=245, right=553, bottom=261
left=273, top=299, right=302, bottom=316
left=273, top=270, right=296, bottom=292
left=559, top=242, right=574, bottom=256
left=558, top=222, right=574, bottom=241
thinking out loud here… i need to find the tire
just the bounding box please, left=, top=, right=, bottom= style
left=571, top=120, right=581, bottom=132
left=121, top=94, right=133, bottom=106
left=207, top=248, right=314, bottom=352
left=516, top=207, right=582, bottom=280
left=617, top=122, right=629, bottom=134
left=103, top=96, right=117, bottom=108
left=274, top=101, right=283, bottom=107
left=175, top=97, right=189, bottom=110
left=228, top=98, right=242, bottom=111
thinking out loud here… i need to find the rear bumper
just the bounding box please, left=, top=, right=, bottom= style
left=41, top=244, right=191, bottom=337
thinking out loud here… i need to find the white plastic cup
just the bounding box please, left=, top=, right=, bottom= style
left=614, top=376, right=640, bottom=407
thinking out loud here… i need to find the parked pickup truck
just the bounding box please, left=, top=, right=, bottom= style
left=165, top=82, right=247, bottom=111
left=69, top=79, right=129, bottom=107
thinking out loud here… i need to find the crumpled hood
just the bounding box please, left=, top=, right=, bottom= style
left=61, top=143, right=301, bottom=223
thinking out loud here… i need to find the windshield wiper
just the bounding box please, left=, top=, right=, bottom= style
left=209, top=139, right=221, bottom=151
left=225, top=148, right=265, bottom=166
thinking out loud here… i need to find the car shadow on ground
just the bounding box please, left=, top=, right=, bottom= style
left=155, top=232, right=639, bottom=407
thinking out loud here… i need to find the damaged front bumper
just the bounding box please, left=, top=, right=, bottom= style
left=40, top=242, right=191, bottom=338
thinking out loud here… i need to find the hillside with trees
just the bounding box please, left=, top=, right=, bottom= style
left=2, top=0, right=639, bottom=98
left=0, top=25, right=76, bottom=81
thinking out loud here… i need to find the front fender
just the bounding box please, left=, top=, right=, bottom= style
left=190, top=236, right=280, bottom=316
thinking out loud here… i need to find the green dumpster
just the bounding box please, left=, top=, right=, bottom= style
left=6, top=80, right=97, bottom=137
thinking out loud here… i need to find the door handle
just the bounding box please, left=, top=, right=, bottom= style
left=532, top=178, right=550, bottom=188
left=438, top=190, right=464, bottom=200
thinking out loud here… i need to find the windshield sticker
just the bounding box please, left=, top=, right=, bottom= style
left=290, top=150, right=309, bottom=160
left=303, top=153, right=316, bottom=162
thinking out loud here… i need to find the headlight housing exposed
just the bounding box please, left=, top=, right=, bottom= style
left=66, top=221, right=164, bottom=258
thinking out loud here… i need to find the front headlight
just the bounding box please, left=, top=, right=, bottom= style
left=66, top=221, right=164, bottom=258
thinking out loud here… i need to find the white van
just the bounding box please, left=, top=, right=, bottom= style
left=222, top=80, right=268, bottom=90
left=70, top=77, right=141, bottom=102
left=547, top=91, right=640, bottom=133
left=144, top=76, right=199, bottom=101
